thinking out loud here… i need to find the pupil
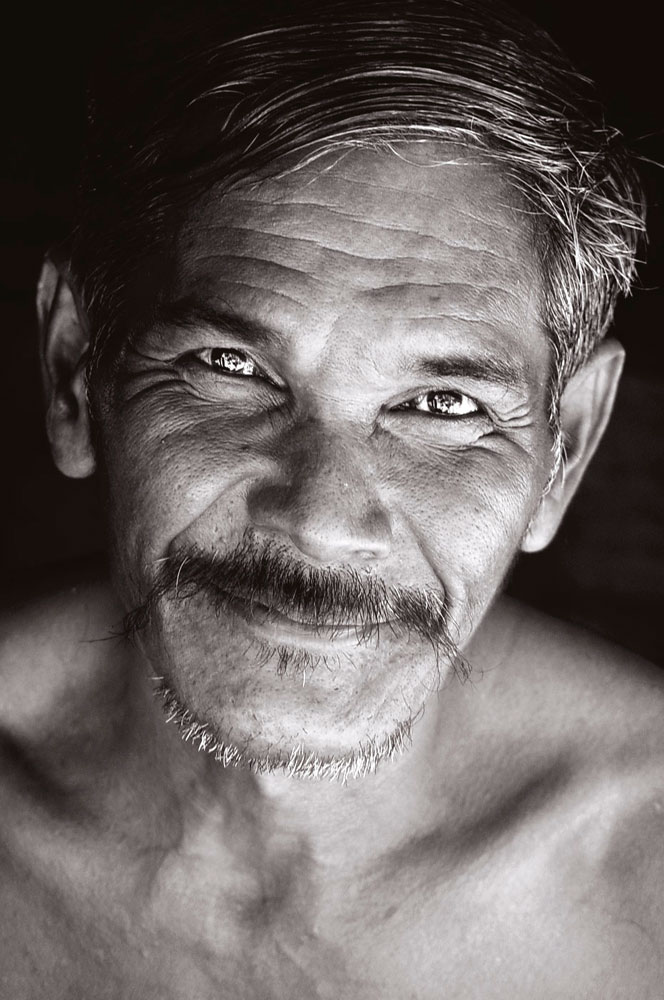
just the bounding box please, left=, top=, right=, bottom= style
left=211, top=349, right=250, bottom=372
left=428, top=392, right=456, bottom=414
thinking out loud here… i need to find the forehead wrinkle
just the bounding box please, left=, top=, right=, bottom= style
left=241, top=159, right=527, bottom=232
left=250, top=154, right=515, bottom=210
left=267, top=197, right=521, bottom=248
left=199, top=279, right=313, bottom=316
left=182, top=231, right=516, bottom=298
left=170, top=152, right=545, bottom=371
left=185, top=177, right=534, bottom=291
left=197, top=222, right=458, bottom=260
left=358, top=281, right=532, bottom=314
left=175, top=260, right=539, bottom=354
left=186, top=224, right=413, bottom=268
left=183, top=266, right=334, bottom=322
left=209, top=208, right=522, bottom=261
left=182, top=252, right=332, bottom=289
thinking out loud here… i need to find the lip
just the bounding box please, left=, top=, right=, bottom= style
left=224, top=594, right=394, bottom=647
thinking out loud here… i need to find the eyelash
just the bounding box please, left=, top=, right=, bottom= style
left=189, top=347, right=484, bottom=420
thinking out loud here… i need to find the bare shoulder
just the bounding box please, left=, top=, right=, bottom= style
left=0, top=575, right=125, bottom=733
left=504, top=600, right=664, bottom=979
left=505, top=597, right=664, bottom=747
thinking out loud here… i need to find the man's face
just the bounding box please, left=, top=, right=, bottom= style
left=98, top=146, right=553, bottom=774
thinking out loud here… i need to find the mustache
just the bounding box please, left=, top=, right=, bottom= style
left=123, top=534, right=465, bottom=668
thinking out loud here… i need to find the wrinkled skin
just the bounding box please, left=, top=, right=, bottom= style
left=98, top=148, right=553, bottom=769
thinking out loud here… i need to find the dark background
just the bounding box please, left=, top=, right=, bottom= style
left=2, top=1, right=662, bottom=661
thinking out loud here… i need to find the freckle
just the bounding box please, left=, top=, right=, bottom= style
left=383, top=904, right=398, bottom=920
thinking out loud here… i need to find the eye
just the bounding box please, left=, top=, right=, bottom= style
left=194, top=347, right=259, bottom=377
left=396, top=389, right=480, bottom=418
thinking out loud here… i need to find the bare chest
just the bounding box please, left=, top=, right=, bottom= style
left=0, top=845, right=641, bottom=1000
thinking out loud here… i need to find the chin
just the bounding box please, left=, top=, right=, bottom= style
left=155, top=677, right=417, bottom=781
left=141, top=628, right=443, bottom=782
left=133, top=582, right=461, bottom=780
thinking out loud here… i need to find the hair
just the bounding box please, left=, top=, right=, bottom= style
left=69, top=0, right=646, bottom=449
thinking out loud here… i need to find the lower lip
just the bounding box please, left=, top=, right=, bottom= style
left=224, top=595, right=392, bottom=647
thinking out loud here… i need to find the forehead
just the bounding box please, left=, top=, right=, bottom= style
left=170, top=145, right=547, bottom=372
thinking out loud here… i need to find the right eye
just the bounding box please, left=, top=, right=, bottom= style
left=192, top=347, right=260, bottom=377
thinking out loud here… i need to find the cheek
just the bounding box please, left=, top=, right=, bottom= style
left=382, top=436, right=543, bottom=606
left=98, top=396, right=272, bottom=578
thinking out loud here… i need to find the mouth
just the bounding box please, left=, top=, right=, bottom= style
left=221, top=592, right=395, bottom=646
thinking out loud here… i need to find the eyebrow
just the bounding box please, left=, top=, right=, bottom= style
left=411, top=355, right=530, bottom=390
left=149, top=297, right=281, bottom=347
left=149, top=296, right=530, bottom=390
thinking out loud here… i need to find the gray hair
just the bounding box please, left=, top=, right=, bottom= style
left=71, top=0, right=646, bottom=448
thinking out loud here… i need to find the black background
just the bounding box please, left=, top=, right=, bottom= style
left=2, top=1, right=662, bottom=661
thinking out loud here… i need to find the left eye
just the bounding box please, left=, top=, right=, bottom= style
left=396, top=390, right=480, bottom=417
left=195, top=348, right=258, bottom=376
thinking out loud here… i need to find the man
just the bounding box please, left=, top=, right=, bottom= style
left=1, top=0, right=662, bottom=995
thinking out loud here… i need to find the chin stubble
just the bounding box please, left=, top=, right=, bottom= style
left=153, top=678, right=418, bottom=782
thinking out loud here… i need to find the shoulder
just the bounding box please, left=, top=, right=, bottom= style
left=502, top=601, right=664, bottom=979
left=0, top=574, right=126, bottom=734
left=472, top=597, right=664, bottom=792
left=545, top=739, right=664, bottom=993
left=499, top=598, right=664, bottom=818
left=497, top=596, right=664, bottom=732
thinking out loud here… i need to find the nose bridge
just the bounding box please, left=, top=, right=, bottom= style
left=246, top=418, right=392, bottom=564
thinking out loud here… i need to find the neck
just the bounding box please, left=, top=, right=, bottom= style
left=242, top=699, right=447, bottom=870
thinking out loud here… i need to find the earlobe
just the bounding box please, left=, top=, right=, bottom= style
left=521, top=338, right=625, bottom=553
left=37, top=257, right=96, bottom=479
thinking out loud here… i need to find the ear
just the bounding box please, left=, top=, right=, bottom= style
left=521, top=338, right=624, bottom=553
left=37, top=257, right=96, bottom=479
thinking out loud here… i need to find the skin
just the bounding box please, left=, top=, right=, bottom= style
left=1, top=146, right=663, bottom=997
left=98, top=148, right=555, bottom=768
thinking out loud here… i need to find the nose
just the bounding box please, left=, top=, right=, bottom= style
left=246, top=422, right=392, bottom=565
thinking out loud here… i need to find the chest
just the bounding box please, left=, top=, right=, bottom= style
left=0, top=849, right=629, bottom=1000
